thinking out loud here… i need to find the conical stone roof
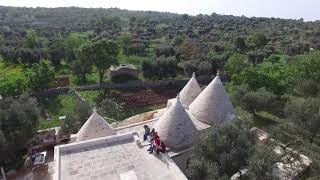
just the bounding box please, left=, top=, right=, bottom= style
left=153, top=95, right=196, bottom=149
left=179, top=72, right=202, bottom=108
left=189, top=75, right=236, bottom=126
left=76, top=112, right=115, bottom=142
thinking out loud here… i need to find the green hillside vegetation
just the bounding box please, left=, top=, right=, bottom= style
left=0, top=6, right=319, bottom=178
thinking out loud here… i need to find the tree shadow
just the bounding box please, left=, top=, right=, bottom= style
left=253, top=114, right=278, bottom=128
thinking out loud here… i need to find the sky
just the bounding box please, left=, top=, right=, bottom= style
left=0, top=0, right=319, bottom=21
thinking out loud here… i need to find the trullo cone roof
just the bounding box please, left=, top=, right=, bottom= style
left=179, top=72, right=202, bottom=108
left=76, top=112, right=115, bottom=142
left=189, top=75, right=235, bottom=126
left=153, top=95, right=196, bottom=149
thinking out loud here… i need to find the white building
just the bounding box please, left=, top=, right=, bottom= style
left=54, top=74, right=236, bottom=180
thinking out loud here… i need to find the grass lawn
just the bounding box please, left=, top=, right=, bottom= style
left=117, top=104, right=165, bottom=121
left=68, top=71, right=100, bottom=86
left=0, top=60, right=25, bottom=76
left=37, top=117, right=61, bottom=130
left=253, top=111, right=284, bottom=128
left=79, top=90, right=101, bottom=105
left=79, top=89, right=165, bottom=121
left=118, top=51, right=147, bottom=68
left=37, top=93, right=80, bottom=129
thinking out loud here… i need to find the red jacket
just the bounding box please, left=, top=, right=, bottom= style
left=154, top=135, right=160, bottom=146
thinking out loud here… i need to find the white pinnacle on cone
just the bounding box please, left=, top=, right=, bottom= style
left=179, top=72, right=202, bottom=108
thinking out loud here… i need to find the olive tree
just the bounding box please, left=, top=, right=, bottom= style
left=285, top=97, right=320, bottom=143
left=80, top=39, right=119, bottom=85
left=0, top=94, right=40, bottom=165
left=188, top=118, right=255, bottom=179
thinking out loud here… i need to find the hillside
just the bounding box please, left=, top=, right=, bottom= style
left=1, top=6, right=320, bottom=57
left=0, top=6, right=320, bottom=179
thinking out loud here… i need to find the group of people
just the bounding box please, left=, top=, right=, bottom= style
left=143, top=125, right=166, bottom=155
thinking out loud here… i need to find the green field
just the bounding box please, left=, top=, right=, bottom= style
left=37, top=93, right=79, bottom=129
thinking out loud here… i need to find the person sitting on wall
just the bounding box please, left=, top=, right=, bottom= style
left=143, top=125, right=151, bottom=141
left=148, top=132, right=160, bottom=154
left=149, top=128, right=156, bottom=142
left=156, top=142, right=166, bottom=155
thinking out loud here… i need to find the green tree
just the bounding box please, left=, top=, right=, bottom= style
left=156, top=56, right=178, bottom=78
left=285, top=51, right=320, bottom=83
left=249, top=33, right=267, bottom=48
left=207, top=51, right=229, bottom=73
left=233, top=63, right=286, bottom=95
left=198, top=61, right=212, bottom=76
left=295, top=79, right=319, bottom=98
left=247, top=50, right=265, bottom=65
left=285, top=97, right=320, bottom=143
left=27, top=60, right=55, bottom=90
left=71, top=59, right=93, bottom=83
left=268, top=54, right=281, bottom=65
left=172, top=35, right=185, bottom=46
left=245, top=144, right=277, bottom=179
left=23, top=30, right=38, bottom=48
left=224, top=53, right=249, bottom=78
left=182, top=61, right=198, bottom=77
left=234, top=37, right=247, bottom=52
left=72, top=47, right=93, bottom=83
left=61, top=100, right=91, bottom=134
left=97, top=97, right=124, bottom=121
left=0, top=71, right=29, bottom=96
left=141, top=56, right=178, bottom=80
left=64, top=32, right=89, bottom=50
left=188, top=119, right=255, bottom=178
left=64, top=32, right=90, bottom=62
left=80, top=39, right=119, bottom=85
left=48, top=38, right=66, bottom=66
left=117, top=34, right=132, bottom=47
left=235, top=88, right=278, bottom=116
left=0, top=95, right=40, bottom=165
left=141, top=60, right=157, bottom=80
left=188, top=159, right=226, bottom=180
left=234, top=67, right=271, bottom=90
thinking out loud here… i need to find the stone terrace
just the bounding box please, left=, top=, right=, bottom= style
left=54, top=133, right=187, bottom=180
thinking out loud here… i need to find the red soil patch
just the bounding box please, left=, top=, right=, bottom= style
left=118, top=87, right=181, bottom=107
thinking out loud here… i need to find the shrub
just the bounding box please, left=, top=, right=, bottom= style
left=198, top=61, right=212, bottom=76
left=284, top=97, right=320, bottom=143
left=111, top=74, right=138, bottom=83
left=141, top=56, right=178, bottom=80
left=155, top=45, right=175, bottom=57
left=295, top=79, right=319, bottom=97
left=183, top=61, right=198, bottom=77
left=188, top=119, right=255, bottom=178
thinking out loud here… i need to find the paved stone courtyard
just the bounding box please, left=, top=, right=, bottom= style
left=59, top=137, right=179, bottom=180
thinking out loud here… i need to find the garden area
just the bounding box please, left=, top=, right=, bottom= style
left=35, top=86, right=180, bottom=130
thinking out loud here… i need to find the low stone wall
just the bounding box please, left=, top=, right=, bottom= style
left=35, top=77, right=213, bottom=98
